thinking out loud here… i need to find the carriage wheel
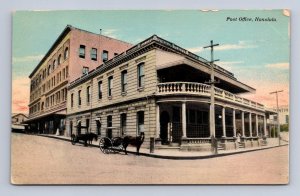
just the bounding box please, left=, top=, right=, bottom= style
left=71, top=135, right=76, bottom=145
left=99, top=137, right=112, bottom=154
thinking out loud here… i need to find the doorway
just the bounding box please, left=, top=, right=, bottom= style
left=160, top=111, right=170, bottom=145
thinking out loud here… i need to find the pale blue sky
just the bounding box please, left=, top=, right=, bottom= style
left=12, top=10, right=290, bottom=112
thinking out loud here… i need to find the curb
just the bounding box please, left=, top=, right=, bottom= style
left=37, top=134, right=289, bottom=160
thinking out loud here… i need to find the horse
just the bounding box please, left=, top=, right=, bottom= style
left=122, top=132, right=145, bottom=155
left=87, top=132, right=98, bottom=145
left=71, top=132, right=98, bottom=146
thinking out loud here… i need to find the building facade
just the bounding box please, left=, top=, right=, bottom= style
left=275, top=105, right=289, bottom=125
left=66, top=35, right=276, bottom=150
left=27, top=25, right=132, bottom=135
left=12, top=113, right=28, bottom=132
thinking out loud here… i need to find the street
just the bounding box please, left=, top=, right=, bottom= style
left=11, top=133, right=288, bottom=184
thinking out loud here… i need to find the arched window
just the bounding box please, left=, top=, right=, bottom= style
left=58, top=54, right=62, bottom=65
left=47, top=65, right=51, bottom=75
left=64, top=47, right=69, bottom=60
left=53, top=60, right=56, bottom=70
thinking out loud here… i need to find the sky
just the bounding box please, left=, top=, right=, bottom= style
left=12, top=10, right=290, bottom=113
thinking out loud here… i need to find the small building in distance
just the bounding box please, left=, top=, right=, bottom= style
left=12, top=113, right=28, bottom=132
left=275, top=105, right=289, bottom=125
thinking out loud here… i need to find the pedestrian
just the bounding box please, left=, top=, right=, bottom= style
left=237, top=131, right=241, bottom=143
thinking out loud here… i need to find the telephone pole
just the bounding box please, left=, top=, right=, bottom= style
left=270, top=90, right=283, bottom=146
left=204, top=40, right=219, bottom=137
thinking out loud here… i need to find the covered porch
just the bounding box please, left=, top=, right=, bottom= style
left=155, top=100, right=268, bottom=151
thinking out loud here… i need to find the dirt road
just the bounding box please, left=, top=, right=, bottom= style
left=11, top=133, right=288, bottom=184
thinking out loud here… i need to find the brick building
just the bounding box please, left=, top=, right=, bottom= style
left=26, top=25, right=132, bottom=135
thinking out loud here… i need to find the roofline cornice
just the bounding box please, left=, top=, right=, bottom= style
left=68, top=35, right=241, bottom=90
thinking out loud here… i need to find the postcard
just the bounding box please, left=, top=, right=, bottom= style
left=11, top=10, right=289, bottom=184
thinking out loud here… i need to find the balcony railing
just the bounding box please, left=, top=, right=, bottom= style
left=157, top=82, right=265, bottom=110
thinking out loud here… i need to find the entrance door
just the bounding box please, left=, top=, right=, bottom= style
left=70, top=121, right=73, bottom=135
left=160, top=111, right=170, bottom=145
left=77, top=121, right=81, bottom=135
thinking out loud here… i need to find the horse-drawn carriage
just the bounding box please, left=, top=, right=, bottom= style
left=98, top=127, right=145, bottom=155
left=70, top=125, right=145, bottom=155
left=98, top=127, right=124, bottom=154
left=71, top=123, right=98, bottom=146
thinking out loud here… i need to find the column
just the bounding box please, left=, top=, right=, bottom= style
left=222, top=107, right=226, bottom=137
left=182, top=102, right=187, bottom=138
left=249, top=112, right=252, bottom=137
left=156, top=104, right=160, bottom=138
left=263, top=115, right=267, bottom=137
left=241, top=111, right=245, bottom=137
left=233, top=109, right=236, bottom=137
left=255, top=114, right=259, bottom=137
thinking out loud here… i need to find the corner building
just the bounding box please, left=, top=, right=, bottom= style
left=27, top=25, right=132, bottom=135
left=67, top=35, right=276, bottom=150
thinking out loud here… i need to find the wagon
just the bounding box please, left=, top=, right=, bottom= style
left=99, top=127, right=125, bottom=154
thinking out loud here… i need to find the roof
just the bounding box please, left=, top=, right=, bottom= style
left=29, top=25, right=132, bottom=78
left=11, top=113, right=28, bottom=118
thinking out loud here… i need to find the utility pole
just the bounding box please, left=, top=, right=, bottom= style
left=270, top=90, right=283, bottom=146
left=204, top=40, right=219, bottom=138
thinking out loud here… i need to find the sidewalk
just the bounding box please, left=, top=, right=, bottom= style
left=38, top=134, right=289, bottom=160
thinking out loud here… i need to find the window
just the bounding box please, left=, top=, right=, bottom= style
left=64, top=88, right=67, bottom=100
left=70, top=121, right=73, bottom=135
left=64, top=47, right=69, bottom=59
left=137, top=111, right=144, bottom=135
left=66, top=66, right=69, bottom=78
left=48, top=65, right=51, bottom=75
left=102, top=50, right=108, bottom=62
left=98, top=81, right=102, bottom=99
left=78, top=90, right=81, bottom=106
left=58, top=54, right=62, bottom=65
left=63, top=68, right=66, bottom=80
left=121, top=70, right=127, bottom=93
left=114, top=53, right=118, bottom=56
left=137, top=63, right=145, bottom=88
left=107, top=115, right=112, bottom=138
left=108, top=76, right=113, bottom=97
left=91, top=48, right=97, bottom=61
left=82, top=66, right=89, bottom=75
left=62, top=89, right=65, bottom=101
left=86, top=119, right=90, bottom=133
left=53, top=60, right=57, bottom=70
left=86, top=86, right=91, bottom=103
left=96, top=119, right=101, bottom=135
left=120, top=113, right=127, bottom=136
left=79, top=45, right=86, bottom=58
